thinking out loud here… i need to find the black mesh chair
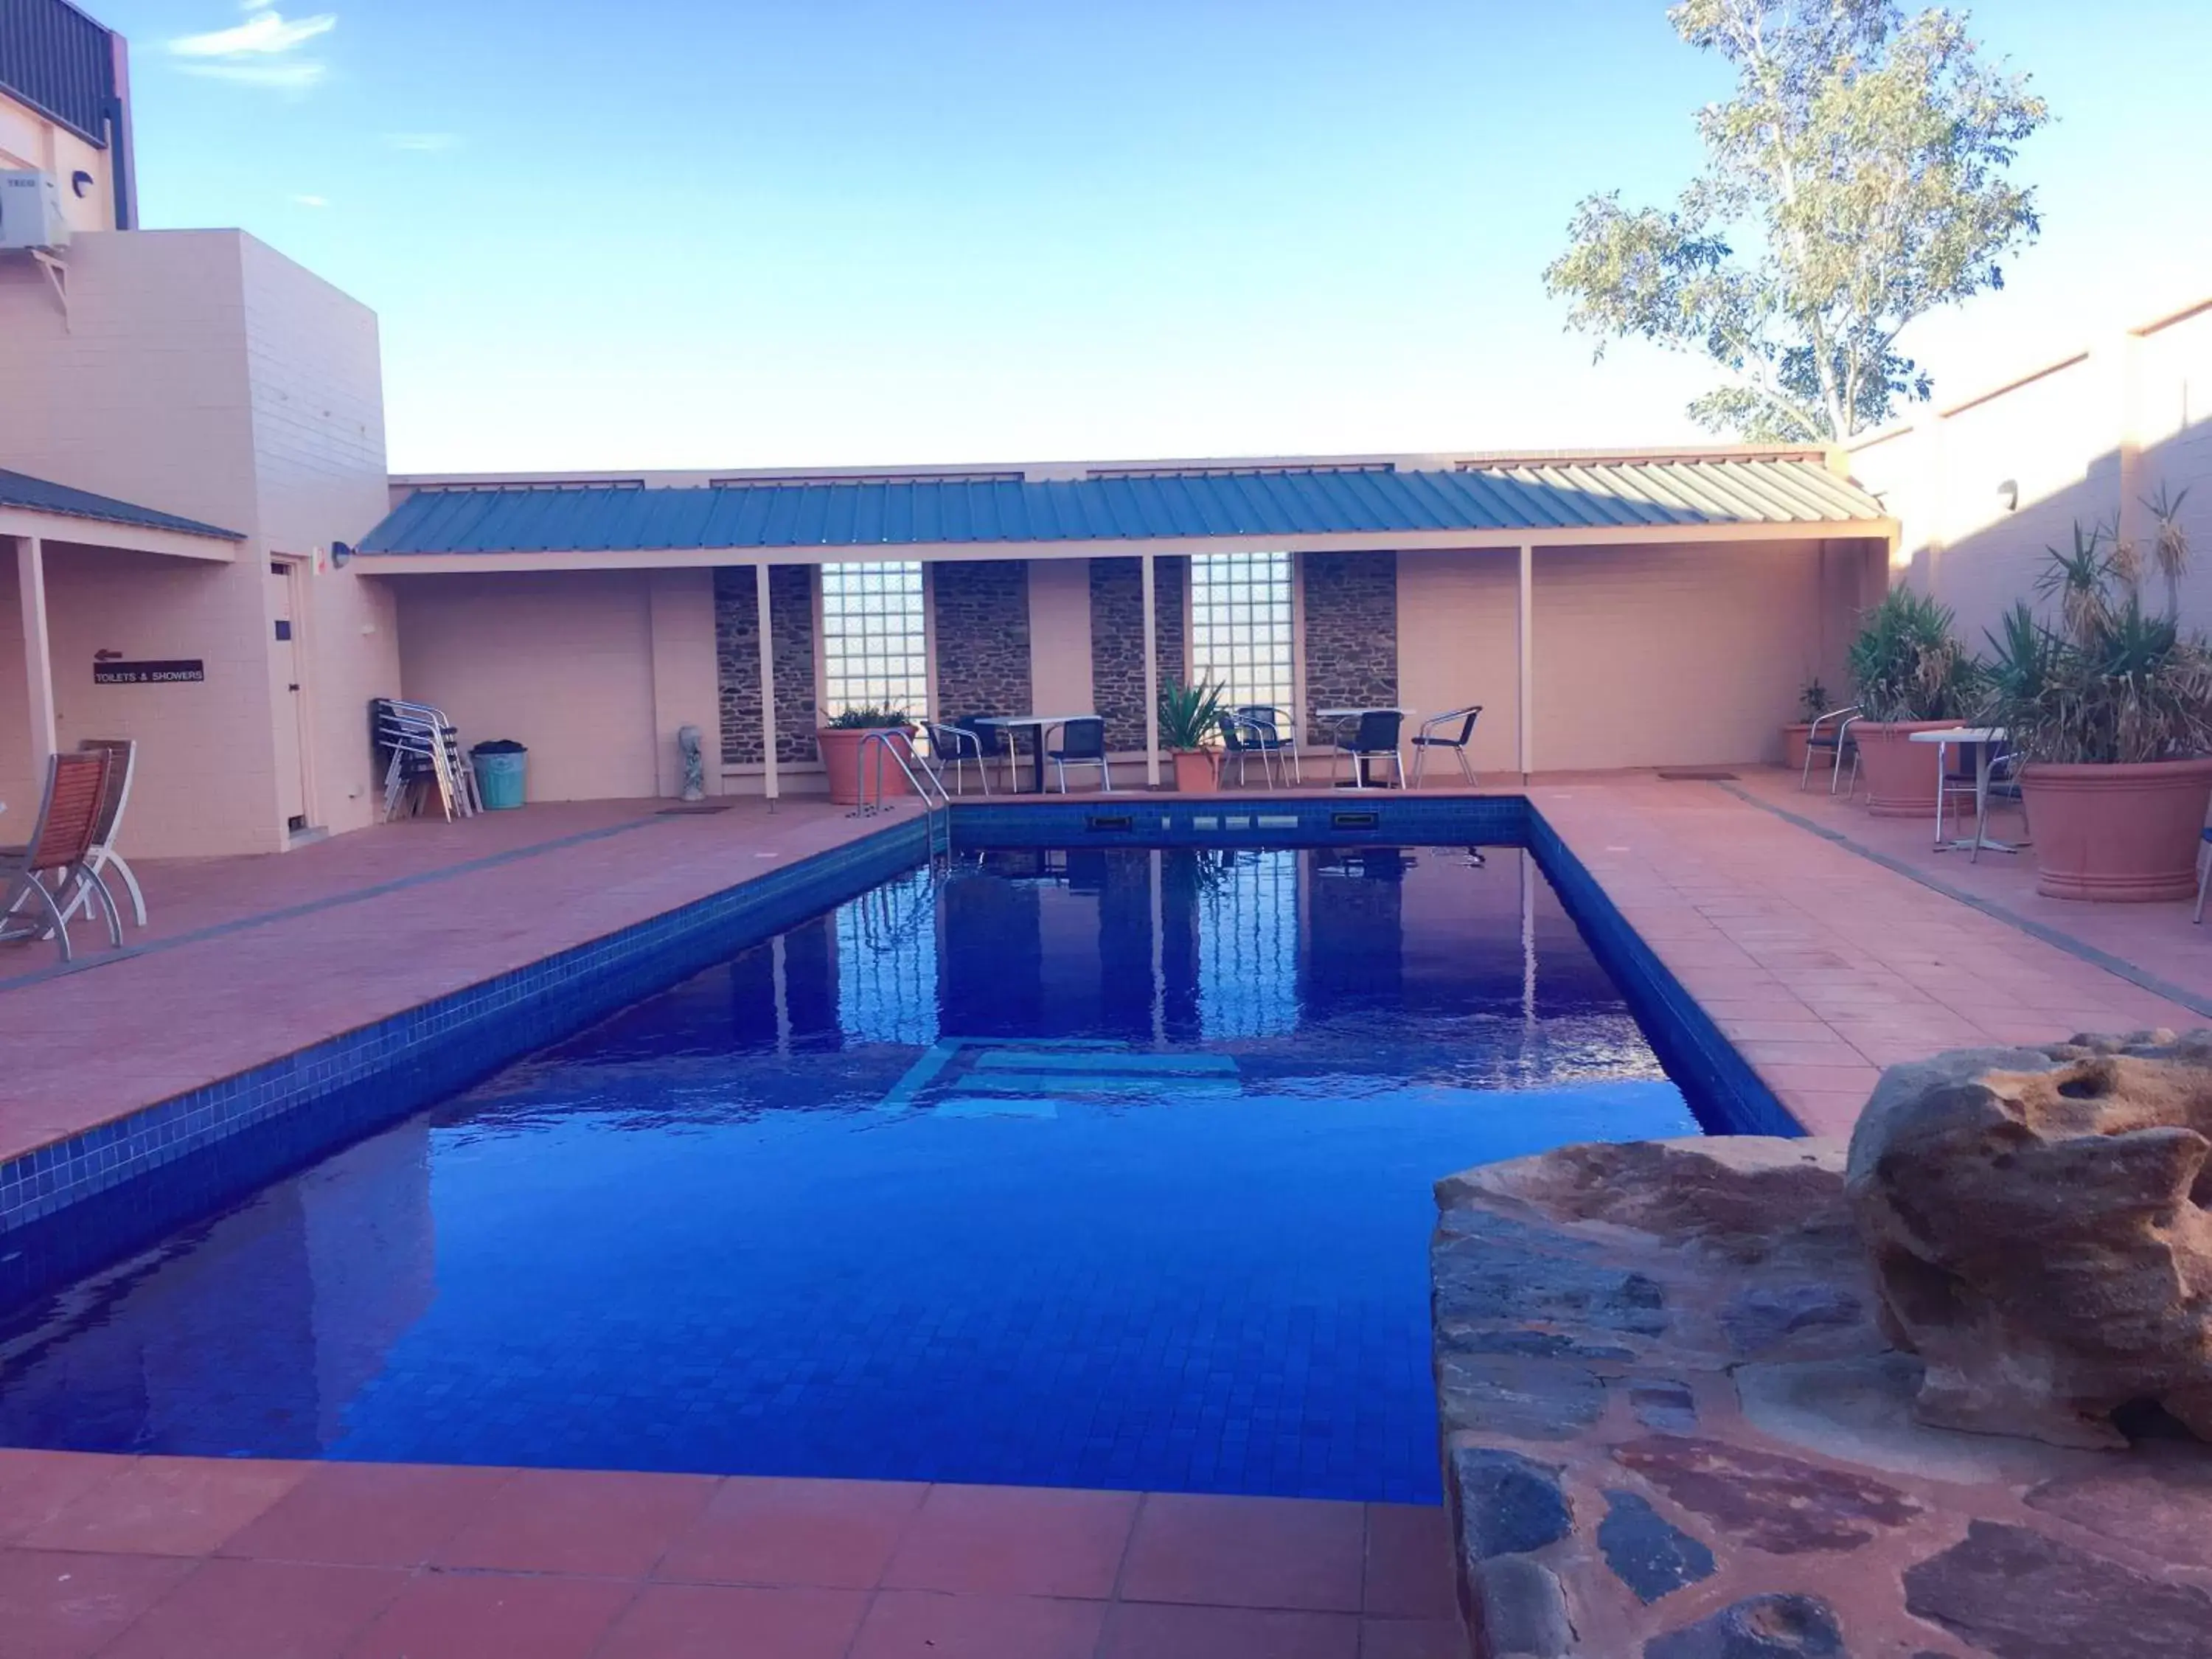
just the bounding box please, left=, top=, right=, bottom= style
left=920, top=720, right=992, bottom=795
left=1047, top=717, right=1111, bottom=793
left=956, top=715, right=1018, bottom=791
left=1234, top=705, right=1301, bottom=784
left=1327, top=710, right=1405, bottom=789
left=1409, top=705, right=1481, bottom=787
left=1219, top=713, right=1273, bottom=787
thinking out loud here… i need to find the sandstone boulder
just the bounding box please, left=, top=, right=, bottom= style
left=1846, top=1029, right=2212, bottom=1447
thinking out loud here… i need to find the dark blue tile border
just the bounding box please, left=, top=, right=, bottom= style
left=1518, top=807, right=1803, bottom=1138
left=0, top=793, right=1795, bottom=1310
left=950, top=794, right=1527, bottom=848
left=0, top=818, right=927, bottom=1305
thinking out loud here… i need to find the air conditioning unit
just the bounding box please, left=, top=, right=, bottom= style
left=0, top=171, right=70, bottom=251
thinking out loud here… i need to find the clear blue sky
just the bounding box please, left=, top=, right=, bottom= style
left=94, top=0, right=2212, bottom=472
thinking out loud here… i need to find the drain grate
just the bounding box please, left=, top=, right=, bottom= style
left=655, top=802, right=736, bottom=815
left=1656, top=768, right=1739, bottom=782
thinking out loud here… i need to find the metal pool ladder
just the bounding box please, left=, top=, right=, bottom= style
left=853, top=728, right=953, bottom=862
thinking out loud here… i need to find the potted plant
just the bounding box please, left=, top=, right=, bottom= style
left=1158, top=678, right=1229, bottom=793
left=1844, top=588, right=1982, bottom=815
left=816, top=705, right=916, bottom=805
left=1782, top=675, right=1829, bottom=773
left=1981, top=495, right=2212, bottom=900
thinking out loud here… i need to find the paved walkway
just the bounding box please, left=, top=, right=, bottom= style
left=0, top=798, right=906, bottom=1165
left=1534, top=771, right=2204, bottom=1136
left=0, top=1451, right=1457, bottom=1659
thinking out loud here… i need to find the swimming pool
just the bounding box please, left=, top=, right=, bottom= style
left=0, top=841, right=1700, bottom=1502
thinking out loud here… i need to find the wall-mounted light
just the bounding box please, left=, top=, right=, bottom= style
left=1997, top=479, right=2020, bottom=512
left=330, top=541, right=355, bottom=568
left=70, top=170, right=93, bottom=199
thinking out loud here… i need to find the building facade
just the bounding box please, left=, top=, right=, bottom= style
left=18, top=2, right=2212, bottom=861
left=363, top=459, right=1891, bottom=803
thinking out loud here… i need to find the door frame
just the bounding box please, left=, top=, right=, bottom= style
left=268, top=552, right=320, bottom=837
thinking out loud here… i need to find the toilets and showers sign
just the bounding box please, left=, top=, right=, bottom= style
left=92, top=659, right=206, bottom=685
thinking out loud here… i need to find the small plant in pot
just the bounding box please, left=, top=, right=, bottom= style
left=1980, top=493, right=2212, bottom=900
left=1782, top=675, right=1830, bottom=773
left=816, top=704, right=916, bottom=805
left=1845, top=588, right=1982, bottom=815
left=1158, top=678, right=1229, bottom=793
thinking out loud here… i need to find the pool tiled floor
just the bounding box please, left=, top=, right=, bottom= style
left=0, top=1449, right=1462, bottom=1658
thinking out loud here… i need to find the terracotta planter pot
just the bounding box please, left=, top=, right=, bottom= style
left=1851, top=720, right=1960, bottom=817
left=1782, top=723, right=1812, bottom=773
left=818, top=726, right=914, bottom=806
left=1170, top=748, right=1219, bottom=793
left=2021, top=758, right=2212, bottom=902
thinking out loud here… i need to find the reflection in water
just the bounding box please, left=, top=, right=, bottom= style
left=0, top=846, right=1694, bottom=1500
left=0, top=1126, right=434, bottom=1456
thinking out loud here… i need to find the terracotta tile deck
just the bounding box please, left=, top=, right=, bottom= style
left=0, top=1451, right=1461, bottom=1659
left=0, top=797, right=904, bottom=1164
left=4, top=771, right=2210, bottom=1652
left=1530, top=769, right=2208, bottom=1135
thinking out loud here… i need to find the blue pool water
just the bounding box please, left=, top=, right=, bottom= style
left=0, top=844, right=1696, bottom=1502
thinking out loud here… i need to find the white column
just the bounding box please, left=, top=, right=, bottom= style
left=1141, top=554, right=1161, bottom=787
left=1517, top=542, right=1534, bottom=782
left=17, top=535, right=57, bottom=765
left=757, top=562, right=779, bottom=804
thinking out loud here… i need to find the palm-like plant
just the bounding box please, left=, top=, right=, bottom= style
left=823, top=704, right=913, bottom=729
left=1157, top=678, right=1230, bottom=751
left=1847, top=588, right=1980, bottom=723
left=1981, top=496, right=2212, bottom=765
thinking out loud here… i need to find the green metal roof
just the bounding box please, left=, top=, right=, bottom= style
left=361, top=455, right=1886, bottom=557
left=0, top=468, right=243, bottom=540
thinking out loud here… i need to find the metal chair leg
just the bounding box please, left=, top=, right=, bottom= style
left=9, top=874, right=73, bottom=962
left=1411, top=745, right=1427, bottom=789
left=81, top=865, right=123, bottom=949
left=1456, top=746, right=1476, bottom=786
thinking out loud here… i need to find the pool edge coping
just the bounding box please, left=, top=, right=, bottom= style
left=0, top=797, right=1794, bottom=1295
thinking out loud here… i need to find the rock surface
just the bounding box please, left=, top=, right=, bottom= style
left=1433, top=1133, right=2212, bottom=1658
left=1642, top=1594, right=1846, bottom=1658
left=1846, top=1029, right=2212, bottom=1448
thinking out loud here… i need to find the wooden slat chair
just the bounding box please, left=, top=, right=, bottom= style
left=55, top=738, right=146, bottom=928
left=0, top=749, right=122, bottom=963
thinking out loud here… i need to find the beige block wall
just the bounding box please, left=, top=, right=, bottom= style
left=239, top=236, right=400, bottom=837
left=392, top=570, right=663, bottom=802
left=1528, top=539, right=1867, bottom=773
left=1028, top=557, right=1094, bottom=716
left=1397, top=549, right=1522, bottom=777
left=1851, top=301, right=2212, bottom=648
left=647, top=568, right=722, bottom=796
left=0, top=229, right=397, bottom=855
left=0, top=232, right=276, bottom=855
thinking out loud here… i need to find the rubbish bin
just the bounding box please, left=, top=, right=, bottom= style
left=470, top=740, right=527, bottom=810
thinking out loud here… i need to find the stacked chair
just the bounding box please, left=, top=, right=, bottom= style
left=373, top=698, right=483, bottom=822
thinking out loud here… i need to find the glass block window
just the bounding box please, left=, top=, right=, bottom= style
left=1197, top=849, right=1300, bottom=1039
left=821, top=560, right=928, bottom=717
left=1190, top=552, right=1295, bottom=715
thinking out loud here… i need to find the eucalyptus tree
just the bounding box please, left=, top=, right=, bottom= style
left=1544, top=0, right=2048, bottom=442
